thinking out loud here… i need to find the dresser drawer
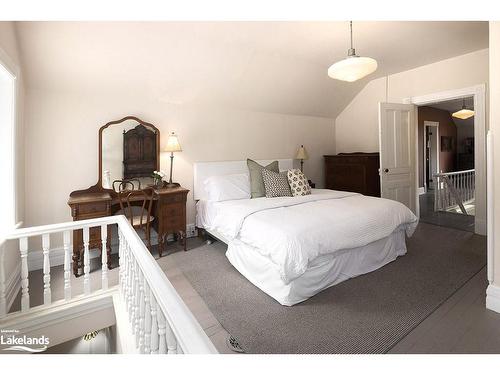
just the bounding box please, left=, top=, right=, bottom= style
left=161, top=193, right=185, bottom=204
left=163, top=203, right=184, bottom=218
left=76, top=202, right=109, bottom=216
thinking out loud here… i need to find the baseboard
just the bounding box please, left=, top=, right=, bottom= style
left=6, top=261, right=21, bottom=312
left=418, top=187, right=425, bottom=195
left=28, top=223, right=197, bottom=271
left=486, top=283, right=500, bottom=314
left=475, top=218, right=487, bottom=236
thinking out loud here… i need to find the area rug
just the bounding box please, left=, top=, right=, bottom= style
left=174, top=223, right=486, bottom=353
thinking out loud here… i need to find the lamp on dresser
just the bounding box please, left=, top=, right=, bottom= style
left=165, top=132, right=182, bottom=188
left=295, top=145, right=309, bottom=172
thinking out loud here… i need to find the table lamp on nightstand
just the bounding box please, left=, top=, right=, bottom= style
left=165, top=132, right=182, bottom=188
left=295, top=145, right=309, bottom=172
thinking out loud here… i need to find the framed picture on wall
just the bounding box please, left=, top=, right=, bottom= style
left=441, top=136, right=455, bottom=152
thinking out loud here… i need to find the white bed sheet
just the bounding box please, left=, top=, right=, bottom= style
left=195, top=189, right=417, bottom=305
left=226, top=229, right=407, bottom=306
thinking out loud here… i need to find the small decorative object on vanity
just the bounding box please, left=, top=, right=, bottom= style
left=152, top=170, right=166, bottom=187
left=165, top=132, right=182, bottom=188
left=295, top=145, right=309, bottom=172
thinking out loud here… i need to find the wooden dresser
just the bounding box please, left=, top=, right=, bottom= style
left=68, top=186, right=189, bottom=276
left=324, top=153, right=381, bottom=197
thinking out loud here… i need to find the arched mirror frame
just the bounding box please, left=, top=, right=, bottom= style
left=98, top=116, right=161, bottom=189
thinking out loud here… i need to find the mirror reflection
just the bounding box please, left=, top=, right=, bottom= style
left=101, top=119, right=158, bottom=190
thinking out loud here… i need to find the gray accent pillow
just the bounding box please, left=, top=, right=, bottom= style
left=247, top=159, right=279, bottom=198
left=261, top=168, right=292, bottom=198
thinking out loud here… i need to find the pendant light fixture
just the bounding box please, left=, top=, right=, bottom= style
left=452, top=98, right=475, bottom=120
left=328, top=21, right=378, bottom=82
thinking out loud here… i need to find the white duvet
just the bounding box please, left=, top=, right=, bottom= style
left=207, top=189, right=418, bottom=284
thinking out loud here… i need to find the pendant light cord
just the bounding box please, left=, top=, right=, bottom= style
left=350, top=21, right=353, bottom=50
left=348, top=21, right=356, bottom=57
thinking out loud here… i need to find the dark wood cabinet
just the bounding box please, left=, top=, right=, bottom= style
left=123, top=124, right=157, bottom=179
left=324, top=153, right=381, bottom=197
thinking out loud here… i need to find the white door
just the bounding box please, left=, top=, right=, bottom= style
left=379, top=103, right=416, bottom=214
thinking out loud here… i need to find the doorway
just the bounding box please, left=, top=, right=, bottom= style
left=407, top=85, right=486, bottom=235
left=424, top=121, right=439, bottom=191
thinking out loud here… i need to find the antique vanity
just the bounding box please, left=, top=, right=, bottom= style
left=68, top=116, right=188, bottom=277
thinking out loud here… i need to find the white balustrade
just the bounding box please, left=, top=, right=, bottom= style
left=42, top=234, right=51, bottom=305
left=63, top=231, right=71, bottom=301
left=434, top=169, right=475, bottom=214
left=0, top=215, right=217, bottom=354
left=19, top=237, right=29, bottom=311
left=83, top=227, right=90, bottom=295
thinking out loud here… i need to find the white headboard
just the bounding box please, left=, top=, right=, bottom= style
left=193, top=159, right=294, bottom=200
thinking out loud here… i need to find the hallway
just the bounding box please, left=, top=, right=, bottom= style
left=419, top=192, right=475, bottom=232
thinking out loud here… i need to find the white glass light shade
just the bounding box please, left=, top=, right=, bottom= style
left=165, top=132, right=182, bottom=152
left=328, top=56, right=378, bottom=82
left=452, top=109, right=475, bottom=120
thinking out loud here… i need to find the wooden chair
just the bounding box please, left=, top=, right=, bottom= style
left=117, top=187, right=155, bottom=251
left=112, top=178, right=142, bottom=192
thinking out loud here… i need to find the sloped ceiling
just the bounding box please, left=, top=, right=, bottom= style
left=14, top=21, right=488, bottom=119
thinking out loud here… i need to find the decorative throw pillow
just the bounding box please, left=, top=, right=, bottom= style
left=287, top=169, right=312, bottom=196
left=261, top=168, right=292, bottom=198
left=247, top=159, right=279, bottom=198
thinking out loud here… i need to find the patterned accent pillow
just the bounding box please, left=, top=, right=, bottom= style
left=287, top=169, right=311, bottom=196
left=261, top=168, right=292, bottom=198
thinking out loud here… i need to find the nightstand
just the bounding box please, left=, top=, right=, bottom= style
left=154, top=186, right=189, bottom=256
left=308, top=180, right=316, bottom=188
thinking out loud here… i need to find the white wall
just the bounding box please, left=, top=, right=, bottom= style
left=0, top=22, right=25, bottom=299
left=335, top=49, right=489, bottom=234
left=335, top=49, right=489, bottom=153
left=24, top=89, right=335, bottom=233
left=490, top=22, right=500, bottom=287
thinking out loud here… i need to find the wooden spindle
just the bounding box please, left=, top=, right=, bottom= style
left=19, top=237, right=30, bottom=311
left=83, top=227, right=90, bottom=295
left=165, top=320, right=178, bottom=354
left=144, top=282, right=152, bottom=354
left=42, top=234, right=51, bottom=305
left=118, top=229, right=125, bottom=295
left=63, top=231, right=71, bottom=301
left=150, top=291, right=159, bottom=354
left=157, top=309, right=167, bottom=354
left=0, top=244, right=6, bottom=317
left=101, top=224, right=108, bottom=290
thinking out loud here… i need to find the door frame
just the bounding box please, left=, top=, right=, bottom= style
left=404, top=84, right=486, bottom=235
left=423, top=121, right=439, bottom=193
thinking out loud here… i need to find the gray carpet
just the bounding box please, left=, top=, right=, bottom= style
left=174, top=223, right=486, bottom=354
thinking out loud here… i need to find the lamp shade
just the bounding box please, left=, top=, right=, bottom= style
left=328, top=56, right=378, bottom=82
left=452, top=108, right=474, bottom=120
left=296, top=145, right=309, bottom=160
left=165, top=132, right=182, bottom=152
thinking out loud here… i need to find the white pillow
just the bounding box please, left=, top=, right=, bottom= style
left=203, top=173, right=251, bottom=202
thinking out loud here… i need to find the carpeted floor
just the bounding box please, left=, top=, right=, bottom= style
left=173, top=222, right=486, bottom=354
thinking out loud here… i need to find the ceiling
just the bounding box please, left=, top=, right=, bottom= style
left=427, top=96, right=475, bottom=127
left=14, top=21, right=488, bottom=118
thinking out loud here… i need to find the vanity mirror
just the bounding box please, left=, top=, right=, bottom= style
left=99, top=116, right=160, bottom=189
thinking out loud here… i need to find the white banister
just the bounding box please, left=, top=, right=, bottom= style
left=19, top=237, right=29, bottom=311
left=1, top=215, right=217, bottom=354
left=42, top=234, right=51, bottom=305
left=101, top=224, right=108, bottom=290
left=83, top=227, right=90, bottom=295
left=434, top=169, right=475, bottom=214
left=63, top=230, right=71, bottom=300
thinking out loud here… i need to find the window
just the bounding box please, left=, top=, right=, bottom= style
left=0, top=60, right=16, bottom=236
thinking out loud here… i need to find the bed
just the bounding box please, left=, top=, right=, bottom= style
left=194, top=159, right=418, bottom=306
